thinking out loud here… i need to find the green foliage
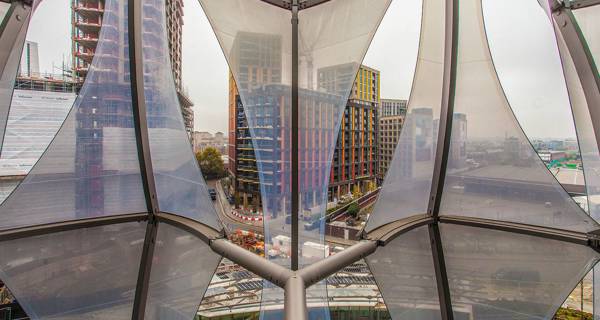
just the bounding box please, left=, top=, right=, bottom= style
left=554, top=307, right=592, bottom=320
left=347, top=202, right=360, bottom=218
left=196, top=147, right=226, bottom=180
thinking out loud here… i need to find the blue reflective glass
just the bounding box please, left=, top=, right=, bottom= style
left=142, top=0, right=220, bottom=229
left=0, top=0, right=147, bottom=230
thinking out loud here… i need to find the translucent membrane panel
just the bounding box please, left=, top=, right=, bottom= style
left=438, top=0, right=597, bottom=232
left=144, top=223, right=222, bottom=320
left=297, top=0, right=390, bottom=264
left=200, top=0, right=292, bottom=265
left=297, top=2, right=390, bottom=317
left=483, top=0, right=577, bottom=144
left=554, top=21, right=600, bottom=223
left=366, top=226, right=441, bottom=320
left=440, top=223, right=599, bottom=319
left=142, top=0, right=220, bottom=229
left=0, top=222, right=146, bottom=319
left=573, top=6, right=600, bottom=69
left=0, top=90, right=74, bottom=203
left=325, top=259, right=390, bottom=318
left=0, top=0, right=146, bottom=230
left=366, top=0, right=445, bottom=232
left=0, top=3, right=30, bottom=152
left=198, top=2, right=292, bottom=317
left=198, top=259, right=263, bottom=317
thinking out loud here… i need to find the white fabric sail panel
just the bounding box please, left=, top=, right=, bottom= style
left=199, top=0, right=292, bottom=265
left=438, top=0, right=598, bottom=233
left=0, top=0, right=146, bottom=230
left=366, top=0, right=445, bottom=233
left=0, top=222, right=146, bottom=319
left=553, top=21, right=600, bottom=224
left=573, top=6, right=600, bottom=69
left=366, top=226, right=442, bottom=320
left=144, top=223, right=222, bottom=320
left=0, top=4, right=31, bottom=154
left=142, top=0, right=220, bottom=229
left=296, top=0, right=390, bottom=266
left=441, top=223, right=599, bottom=319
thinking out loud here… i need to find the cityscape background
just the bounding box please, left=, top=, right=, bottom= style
left=0, top=0, right=595, bottom=319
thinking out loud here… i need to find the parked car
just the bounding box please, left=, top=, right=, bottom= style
left=304, top=218, right=324, bottom=231
left=208, top=189, right=217, bottom=201
left=227, top=195, right=235, bottom=205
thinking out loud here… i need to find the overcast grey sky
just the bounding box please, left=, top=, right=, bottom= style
left=28, top=0, right=576, bottom=139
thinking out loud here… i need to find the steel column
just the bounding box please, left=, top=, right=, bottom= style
left=429, top=223, right=453, bottom=319
left=285, top=275, right=308, bottom=320
left=291, top=0, right=299, bottom=272
left=425, top=0, right=459, bottom=318
left=128, top=0, right=160, bottom=317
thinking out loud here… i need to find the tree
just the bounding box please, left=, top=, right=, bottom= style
left=196, top=147, right=225, bottom=180
left=347, top=202, right=360, bottom=219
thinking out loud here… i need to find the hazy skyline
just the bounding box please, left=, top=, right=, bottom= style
left=27, top=0, right=577, bottom=139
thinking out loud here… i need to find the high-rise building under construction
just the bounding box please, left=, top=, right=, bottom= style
left=71, top=0, right=194, bottom=133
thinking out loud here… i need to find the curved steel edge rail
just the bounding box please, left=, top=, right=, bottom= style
left=550, top=1, right=600, bottom=156
left=0, top=1, right=31, bottom=77
left=0, top=213, right=149, bottom=242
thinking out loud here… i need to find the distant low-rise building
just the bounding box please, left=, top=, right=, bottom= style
left=379, top=98, right=407, bottom=118
left=192, top=131, right=227, bottom=154
left=539, top=151, right=567, bottom=163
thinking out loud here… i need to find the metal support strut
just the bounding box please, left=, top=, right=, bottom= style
left=128, top=0, right=161, bottom=318
left=291, top=0, right=300, bottom=272
left=424, top=0, right=459, bottom=318
left=0, top=0, right=32, bottom=154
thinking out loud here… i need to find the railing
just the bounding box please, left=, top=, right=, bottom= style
left=325, top=188, right=380, bottom=223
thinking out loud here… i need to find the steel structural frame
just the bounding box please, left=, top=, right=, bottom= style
left=549, top=1, right=600, bottom=319
left=127, top=0, right=161, bottom=318
left=0, top=0, right=31, bottom=153
left=291, top=0, right=299, bottom=272
left=1, top=0, right=600, bottom=319
left=551, top=2, right=600, bottom=167
left=1, top=210, right=600, bottom=319
left=424, top=0, right=459, bottom=318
